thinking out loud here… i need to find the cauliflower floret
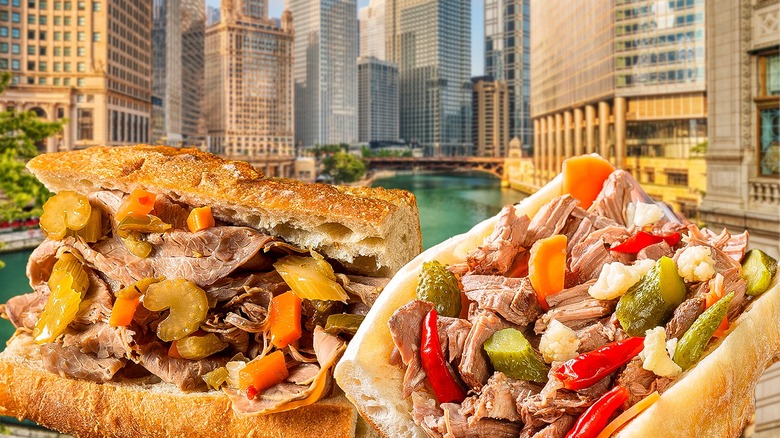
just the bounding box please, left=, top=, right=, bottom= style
left=639, top=327, right=682, bottom=377
left=588, top=259, right=655, bottom=300
left=539, top=319, right=580, bottom=364
left=632, top=202, right=665, bottom=228
left=677, top=246, right=716, bottom=283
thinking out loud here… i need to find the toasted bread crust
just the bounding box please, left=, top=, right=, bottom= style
left=0, top=336, right=360, bottom=438
left=26, top=145, right=422, bottom=276
left=336, top=172, right=780, bottom=438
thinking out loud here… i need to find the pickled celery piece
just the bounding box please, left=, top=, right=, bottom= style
left=39, top=191, right=92, bottom=239
left=116, top=214, right=171, bottom=239
left=616, top=257, right=686, bottom=337
left=324, top=313, right=365, bottom=337
left=115, top=277, right=163, bottom=299
left=274, top=252, right=349, bottom=302
left=673, top=292, right=734, bottom=370
left=143, top=279, right=210, bottom=341
left=743, top=249, right=778, bottom=296
left=484, top=328, right=549, bottom=383
left=66, top=207, right=104, bottom=243
left=34, top=253, right=90, bottom=344
left=416, top=260, right=462, bottom=318
left=203, top=367, right=229, bottom=390
left=121, top=234, right=152, bottom=258
left=175, top=333, right=228, bottom=360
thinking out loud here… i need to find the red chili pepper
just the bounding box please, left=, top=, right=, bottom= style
left=566, top=385, right=630, bottom=438
left=611, top=231, right=681, bottom=254
left=420, top=309, right=466, bottom=404
left=555, top=337, right=645, bottom=391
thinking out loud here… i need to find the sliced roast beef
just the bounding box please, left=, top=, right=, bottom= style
left=412, top=393, right=520, bottom=438
left=575, top=321, right=615, bottom=352
left=26, top=238, right=62, bottom=288
left=41, top=343, right=125, bottom=382
left=61, top=322, right=135, bottom=359
left=531, top=415, right=576, bottom=438
left=72, top=271, right=113, bottom=326
left=545, top=280, right=595, bottom=308
left=461, top=275, right=543, bottom=327
left=518, top=390, right=593, bottom=428
left=468, top=205, right=530, bottom=275
left=524, top=195, right=580, bottom=247
left=88, top=190, right=124, bottom=219
left=438, top=316, right=472, bottom=364
left=535, top=299, right=616, bottom=333
left=388, top=300, right=433, bottom=397
left=616, top=357, right=672, bottom=407
left=337, top=274, right=390, bottom=306
left=205, top=272, right=286, bottom=304
left=460, top=372, right=541, bottom=424
left=637, top=241, right=673, bottom=261
left=567, top=226, right=631, bottom=287
left=1, top=288, right=47, bottom=331
left=137, top=342, right=228, bottom=391
left=665, top=296, right=705, bottom=340
left=459, top=310, right=512, bottom=388
left=588, top=170, right=632, bottom=226
left=153, top=195, right=190, bottom=230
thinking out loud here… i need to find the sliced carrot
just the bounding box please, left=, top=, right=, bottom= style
left=597, top=391, right=660, bottom=438
left=187, top=206, right=215, bottom=233
left=168, top=341, right=185, bottom=359
left=528, top=234, right=567, bottom=310
left=109, top=294, right=141, bottom=327
left=562, top=154, right=615, bottom=209
left=116, top=188, right=157, bottom=221
left=705, top=276, right=729, bottom=338
left=238, top=350, right=289, bottom=395
left=268, top=291, right=302, bottom=349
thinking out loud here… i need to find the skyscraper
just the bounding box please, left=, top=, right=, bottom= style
left=386, top=0, right=472, bottom=156
left=359, top=0, right=385, bottom=60
left=484, top=0, right=531, bottom=150
left=472, top=77, right=510, bottom=158
left=289, top=0, right=358, bottom=147
left=0, top=0, right=153, bottom=152
left=205, top=0, right=295, bottom=177
left=152, top=0, right=205, bottom=148
left=358, top=56, right=398, bottom=143
left=206, top=5, right=220, bottom=26
left=531, top=0, right=708, bottom=217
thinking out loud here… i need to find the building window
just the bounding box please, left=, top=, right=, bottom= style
left=39, top=15, right=46, bottom=25
left=0, top=27, right=7, bottom=37
left=39, top=0, right=46, bottom=7
left=0, top=58, right=6, bottom=69
left=57, top=108, right=64, bottom=118
left=53, top=61, right=60, bottom=71
left=11, top=27, right=18, bottom=38
left=0, top=12, right=7, bottom=22
left=77, top=31, right=84, bottom=41
left=64, top=1, right=70, bottom=10
left=53, top=77, right=60, bottom=85
left=38, top=77, right=45, bottom=85
left=27, top=45, right=35, bottom=55
left=63, top=77, right=70, bottom=85
left=38, top=30, right=45, bottom=39
left=53, top=15, right=60, bottom=25
left=12, top=12, right=20, bottom=23
left=39, top=46, right=45, bottom=55
left=63, top=46, right=70, bottom=56
left=11, top=59, right=19, bottom=70
left=77, top=16, right=84, bottom=26
left=758, top=53, right=779, bottom=177
left=28, top=0, right=35, bottom=6
left=92, top=32, right=99, bottom=42
left=77, top=61, right=84, bottom=71
left=27, top=61, right=34, bottom=70
left=38, top=61, right=46, bottom=71
left=53, top=46, right=60, bottom=55
left=63, top=16, right=70, bottom=25
left=76, top=0, right=83, bottom=10
left=666, top=170, right=689, bottom=186
left=76, top=77, right=84, bottom=86
left=11, top=43, right=19, bottom=54
left=27, top=14, right=35, bottom=25
left=77, top=108, right=93, bottom=140
left=92, top=1, right=98, bottom=11
left=77, top=46, right=84, bottom=56
left=54, top=31, right=61, bottom=40
left=64, top=61, right=70, bottom=71
left=54, top=0, right=60, bottom=9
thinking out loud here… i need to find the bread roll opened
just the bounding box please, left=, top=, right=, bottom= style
left=335, top=154, right=779, bottom=437
left=0, top=145, right=421, bottom=437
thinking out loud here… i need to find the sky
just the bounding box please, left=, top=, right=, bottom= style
left=205, top=0, right=485, bottom=77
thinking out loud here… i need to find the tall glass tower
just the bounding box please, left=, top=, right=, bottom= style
left=289, top=0, right=359, bottom=147
left=387, top=0, right=471, bottom=156
left=484, top=0, right=532, bottom=151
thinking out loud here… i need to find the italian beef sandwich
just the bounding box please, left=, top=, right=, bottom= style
left=336, top=154, right=779, bottom=437
left=0, top=145, right=421, bottom=437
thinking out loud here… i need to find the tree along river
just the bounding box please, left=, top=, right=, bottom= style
left=0, top=172, right=527, bottom=352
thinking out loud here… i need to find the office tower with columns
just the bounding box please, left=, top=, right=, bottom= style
left=530, top=0, right=707, bottom=217
left=484, top=0, right=531, bottom=150
left=205, top=0, right=295, bottom=177
left=289, top=0, right=358, bottom=147
left=0, top=0, right=153, bottom=152
left=359, top=0, right=385, bottom=60
left=472, top=76, right=510, bottom=158
left=386, top=0, right=472, bottom=156
left=152, top=0, right=205, bottom=148
left=358, top=56, right=398, bottom=143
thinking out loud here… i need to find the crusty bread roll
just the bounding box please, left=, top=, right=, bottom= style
left=1, top=145, right=414, bottom=437
left=334, top=173, right=780, bottom=437
left=27, top=145, right=422, bottom=277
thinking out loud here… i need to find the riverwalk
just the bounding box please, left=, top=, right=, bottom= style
left=0, top=229, right=44, bottom=252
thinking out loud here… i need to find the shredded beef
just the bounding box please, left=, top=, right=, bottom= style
left=523, top=195, right=580, bottom=247
left=137, top=342, right=228, bottom=391
left=666, top=296, right=705, bottom=340
left=567, top=226, right=631, bottom=287
left=411, top=393, right=520, bottom=438
left=459, top=310, right=512, bottom=388
left=2, top=288, right=47, bottom=331
left=61, top=322, right=135, bottom=359
left=388, top=300, right=433, bottom=397
left=41, top=343, right=125, bottom=382
left=467, top=205, right=530, bottom=275
left=545, top=280, right=595, bottom=308
left=637, top=241, right=673, bottom=261
left=460, top=372, right=541, bottom=424
left=588, top=170, right=633, bottom=226
left=575, top=321, right=615, bottom=352
left=535, top=299, right=616, bottom=333
left=437, top=316, right=472, bottom=364
left=461, top=275, right=543, bottom=327
left=518, top=391, right=593, bottom=429
left=616, top=358, right=673, bottom=407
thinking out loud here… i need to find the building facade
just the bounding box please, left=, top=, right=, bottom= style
left=386, top=0, right=472, bottom=156
left=0, top=0, right=152, bottom=152
left=530, top=0, right=708, bottom=217
left=205, top=0, right=295, bottom=177
left=472, top=77, right=510, bottom=157
left=358, top=56, right=398, bottom=143
left=289, top=0, right=358, bottom=148
left=359, top=0, right=385, bottom=60
left=152, top=0, right=205, bottom=148
left=484, top=0, right=531, bottom=150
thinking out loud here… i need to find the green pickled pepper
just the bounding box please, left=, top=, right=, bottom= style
left=483, top=328, right=549, bottom=383
left=324, top=313, right=365, bottom=337
left=416, top=261, right=462, bottom=318
left=616, top=256, right=687, bottom=337
left=743, top=249, right=778, bottom=296
left=673, top=292, right=734, bottom=371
